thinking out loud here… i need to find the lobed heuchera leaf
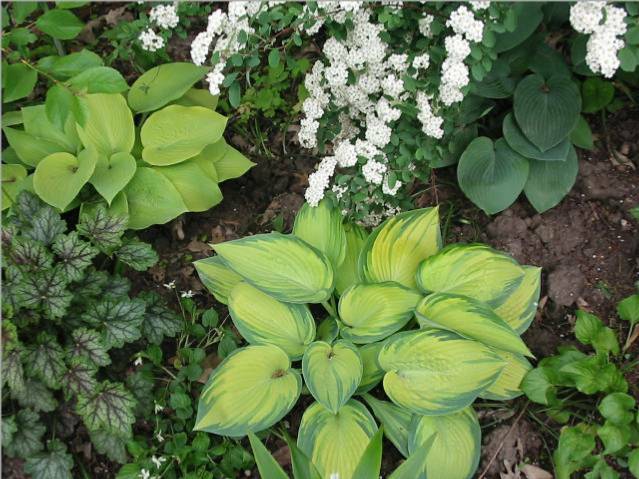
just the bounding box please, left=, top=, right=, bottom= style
left=76, top=381, right=136, bottom=437
left=12, top=379, right=58, bottom=413
left=24, top=333, right=67, bottom=389
left=114, top=237, right=158, bottom=271
left=67, top=328, right=112, bottom=366
left=3, top=348, right=26, bottom=394
left=62, top=357, right=98, bottom=398
left=52, top=232, right=99, bottom=281
left=24, top=439, right=74, bottom=479
left=12, top=191, right=46, bottom=230
left=8, top=236, right=53, bottom=272
left=77, top=204, right=127, bottom=251
left=81, top=298, right=146, bottom=348
left=2, top=416, right=17, bottom=449
left=23, top=203, right=67, bottom=246
left=138, top=291, right=182, bottom=344
left=89, top=429, right=128, bottom=464
left=14, top=268, right=72, bottom=319
left=103, top=275, right=131, bottom=299
left=4, top=409, right=46, bottom=459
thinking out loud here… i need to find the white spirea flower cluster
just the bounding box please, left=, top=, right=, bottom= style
left=139, top=28, right=164, bottom=52
left=570, top=1, right=627, bottom=78
left=150, top=4, right=179, bottom=30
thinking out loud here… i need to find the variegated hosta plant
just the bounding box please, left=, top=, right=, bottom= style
left=194, top=202, right=541, bottom=479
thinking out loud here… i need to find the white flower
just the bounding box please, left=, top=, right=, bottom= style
left=334, top=141, right=358, bottom=168
left=365, top=114, right=392, bottom=148
left=418, top=14, right=434, bottom=37
left=150, top=4, right=179, bottom=30
left=332, top=184, right=348, bottom=199
left=412, top=53, right=430, bottom=70
left=156, top=430, right=165, bottom=442
left=181, top=290, right=195, bottom=298
left=382, top=176, right=402, bottom=196
left=207, top=9, right=227, bottom=35
left=139, top=470, right=151, bottom=479
left=416, top=92, right=444, bottom=138
left=191, top=31, right=213, bottom=66
left=445, top=34, right=471, bottom=61
left=163, top=280, right=176, bottom=290
left=134, top=356, right=143, bottom=366
left=206, top=63, right=225, bottom=96
left=362, top=159, right=387, bottom=185
left=151, top=455, right=167, bottom=469
left=329, top=474, right=340, bottom=479
left=570, top=1, right=605, bottom=34
left=447, top=5, right=484, bottom=43
left=380, top=74, right=404, bottom=99
left=139, top=29, right=164, bottom=52
left=298, top=118, right=320, bottom=149
left=154, top=401, right=164, bottom=414
left=470, top=1, right=491, bottom=11
left=305, top=157, right=338, bottom=206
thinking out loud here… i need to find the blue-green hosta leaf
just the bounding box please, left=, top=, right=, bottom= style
left=24, top=439, right=73, bottom=479
left=52, top=232, right=99, bottom=281
left=378, top=330, right=505, bottom=415
left=77, top=93, right=135, bottom=156
left=25, top=333, right=67, bottom=389
left=8, top=236, right=53, bottom=272
left=195, top=344, right=301, bottom=436
left=416, top=293, right=533, bottom=357
left=23, top=203, right=67, bottom=246
left=115, top=237, right=158, bottom=271
left=416, top=244, right=525, bottom=307
left=212, top=232, right=335, bottom=304
left=138, top=291, right=182, bottom=345
left=12, top=379, right=57, bottom=412
left=293, top=199, right=347, bottom=272
left=62, top=357, right=98, bottom=398
left=514, top=74, right=581, bottom=152
left=4, top=409, right=46, bottom=459
left=155, top=159, right=223, bottom=211
left=363, top=394, right=412, bottom=458
left=358, top=208, right=441, bottom=289
left=336, top=223, right=368, bottom=295
left=88, top=429, right=128, bottom=464
left=493, top=266, right=541, bottom=334
left=67, top=328, right=111, bottom=366
left=228, top=281, right=316, bottom=359
left=503, top=112, right=571, bottom=161
left=357, top=342, right=386, bottom=394
left=81, top=298, right=145, bottom=348
left=76, top=381, right=136, bottom=437
left=194, top=255, right=243, bottom=305
left=408, top=407, right=481, bottom=479
left=302, top=340, right=362, bottom=413
left=297, top=400, right=378, bottom=479
left=89, top=152, right=137, bottom=205
left=480, top=351, right=532, bottom=400
left=339, top=282, right=422, bottom=343
left=524, top=146, right=579, bottom=213
left=141, top=105, right=227, bottom=166
left=77, top=204, right=126, bottom=251
left=3, top=349, right=25, bottom=394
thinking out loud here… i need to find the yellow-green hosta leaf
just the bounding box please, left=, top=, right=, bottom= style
left=2, top=126, right=65, bottom=167
left=357, top=342, right=385, bottom=394
left=155, top=159, right=223, bottom=211
left=194, top=344, right=301, bottom=437
left=141, top=105, right=227, bottom=166
left=293, top=199, right=347, bottom=272
left=302, top=340, right=362, bottom=413
left=297, top=400, right=378, bottom=479
left=213, top=143, right=255, bottom=182
left=378, top=330, right=505, bottom=415
left=212, top=232, right=334, bottom=303
left=317, top=317, right=339, bottom=343
left=33, top=149, right=97, bottom=210
left=416, top=293, right=533, bottom=357
left=77, top=93, right=135, bottom=156
left=336, top=223, right=368, bottom=295
left=416, top=244, right=525, bottom=307
left=2, top=164, right=28, bottom=210
left=358, top=208, right=441, bottom=289
left=363, top=394, right=412, bottom=458
left=494, top=266, right=541, bottom=334
left=89, top=152, right=136, bottom=205
left=228, top=282, right=316, bottom=360
left=194, top=256, right=243, bottom=305
left=172, top=87, right=219, bottom=110
left=339, top=282, right=422, bottom=344
left=479, top=351, right=532, bottom=400
left=408, top=407, right=481, bottom=479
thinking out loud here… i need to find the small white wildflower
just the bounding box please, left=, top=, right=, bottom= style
left=163, top=280, right=176, bottom=290
left=418, top=14, right=434, bottom=37
left=154, top=401, right=164, bottom=414
left=412, top=53, right=430, bottom=70
left=180, top=290, right=195, bottom=298
left=334, top=141, right=358, bottom=168
left=382, top=176, right=402, bottom=196
left=362, top=159, right=387, bottom=185
left=447, top=5, right=484, bottom=43
left=470, top=1, right=491, bottom=10
left=151, top=455, right=167, bottom=469
left=332, top=184, right=348, bottom=199
left=139, top=29, right=164, bottom=52
left=155, top=430, right=164, bottom=442
left=134, top=356, right=143, bottom=366
left=139, top=469, right=151, bottom=479
left=206, top=63, right=225, bottom=96
left=149, top=4, right=179, bottom=30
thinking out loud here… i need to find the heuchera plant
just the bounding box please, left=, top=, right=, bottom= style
left=194, top=201, right=541, bottom=479
left=2, top=62, right=254, bottom=229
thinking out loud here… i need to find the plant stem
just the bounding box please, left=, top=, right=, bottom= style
left=321, top=300, right=336, bottom=317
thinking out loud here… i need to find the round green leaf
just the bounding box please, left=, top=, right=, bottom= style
left=194, top=344, right=301, bottom=437
left=358, top=208, right=441, bottom=289
left=33, top=149, right=97, bottom=210
left=297, top=400, right=378, bottom=479
left=408, top=407, right=481, bottom=479
left=89, top=152, right=136, bottom=205
left=479, top=351, right=532, bottom=400
left=598, top=393, right=636, bottom=425
left=212, top=232, right=335, bottom=304
left=503, top=113, right=570, bottom=161
left=457, top=137, right=529, bottom=214
left=416, top=293, right=532, bottom=357
left=35, top=9, right=83, bottom=39
left=2, top=164, right=27, bottom=210
left=339, top=282, right=422, bottom=344
left=379, top=330, right=505, bottom=415
left=228, top=281, right=316, bottom=360
left=123, top=167, right=187, bottom=230
left=141, top=105, right=227, bottom=166
left=302, top=340, right=362, bottom=413
left=524, top=146, right=578, bottom=213
left=155, top=159, right=222, bottom=211
left=128, top=62, right=208, bottom=113
left=514, top=74, right=581, bottom=152
left=77, top=93, right=135, bottom=156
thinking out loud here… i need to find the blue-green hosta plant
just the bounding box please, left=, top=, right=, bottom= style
left=1, top=62, right=254, bottom=229
left=194, top=202, right=542, bottom=479
left=1, top=191, right=182, bottom=478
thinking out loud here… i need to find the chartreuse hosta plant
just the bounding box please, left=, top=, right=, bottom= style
left=194, top=202, right=541, bottom=479
left=2, top=62, right=254, bottom=229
